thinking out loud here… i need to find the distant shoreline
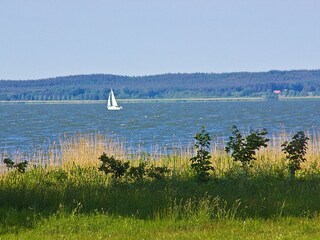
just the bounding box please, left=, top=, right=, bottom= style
left=1, top=96, right=320, bottom=104
left=0, top=97, right=262, bottom=104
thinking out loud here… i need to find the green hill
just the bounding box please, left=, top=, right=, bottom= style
left=1, top=70, right=320, bottom=100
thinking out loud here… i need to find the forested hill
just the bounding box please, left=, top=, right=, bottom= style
left=1, top=70, right=320, bottom=100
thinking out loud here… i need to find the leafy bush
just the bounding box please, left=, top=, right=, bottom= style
left=3, top=158, right=14, bottom=169
left=282, top=131, right=309, bottom=178
left=225, top=125, right=269, bottom=168
left=3, top=158, right=28, bottom=173
left=128, top=162, right=147, bottom=181
left=98, top=153, right=170, bottom=181
left=98, top=153, right=129, bottom=179
left=15, top=161, right=29, bottom=173
left=147, top=165, right=169, bottom=180
left=190, top=126, right=214, bottom=182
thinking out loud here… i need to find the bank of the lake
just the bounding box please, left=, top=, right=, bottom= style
left=2, top=96, right=320, bottom=104
left=2, top=159, right=320, bottom=239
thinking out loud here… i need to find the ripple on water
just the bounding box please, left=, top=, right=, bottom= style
left=1, top=100, right=320, bottom=153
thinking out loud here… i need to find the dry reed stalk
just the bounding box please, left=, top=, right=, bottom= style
left=2, top=130, right=320, bottom=175
left=59, top=133, right=127, bottom=168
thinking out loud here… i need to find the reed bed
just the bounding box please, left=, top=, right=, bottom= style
left=61, top=130, right=320, bottom=175
left=2, top=130, right=320, bottom=175
left=59, top=133, right=127, bottom=168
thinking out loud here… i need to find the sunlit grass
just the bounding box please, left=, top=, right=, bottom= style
left=2, top=130, right=320, bottom=175
left=2, top=131, right=320, bottom=238
left=2, top=214, right=320, bottom=240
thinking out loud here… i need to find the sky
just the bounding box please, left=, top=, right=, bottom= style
left=0, top=0, right=320, bottom=80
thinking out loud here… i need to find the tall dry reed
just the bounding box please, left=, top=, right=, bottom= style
left=2, top=130, right=320, bottom=174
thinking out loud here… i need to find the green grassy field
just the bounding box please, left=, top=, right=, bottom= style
left=2, top=214, right=320, bottom=239
left=2, top=132, right=320, bottom=239
left=1, top=165, right=320, bottom=239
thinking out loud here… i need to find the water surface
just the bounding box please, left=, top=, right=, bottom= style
left=1, top=100, right=319, bottom=153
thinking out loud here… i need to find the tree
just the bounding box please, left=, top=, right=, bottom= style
left=225, top=125, right=269, bottom=169
left=190, top=126, right=214, bottom=182
left=282, top=131, right=309, bottom=178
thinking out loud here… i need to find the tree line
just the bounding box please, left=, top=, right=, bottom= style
left=1, top=70, right=320, bottom=100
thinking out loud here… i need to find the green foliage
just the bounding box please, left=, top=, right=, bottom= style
left=190, top=126, right=214, bottom=182
left=127, top=162, right=147, bottom=181
left=282, top=131, right=309, bottom=178
left=98, top=153, right=169, bottom=181
left=14, top=161, right=29, bottom=173
left=225, top=125, right=269, bottom=168
left=1, top=70, right=320, bottom=100
left=128, top=162, right=170, bottom=181
left=3, top=158, right=28, bottom=173
left=147, top=165, right=169, bottom=180
left=3, top=158, right=14, bottom=169
left=98, top=153, right=129, bottom=179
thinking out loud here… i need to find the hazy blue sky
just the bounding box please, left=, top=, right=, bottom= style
left=1, top=0, right=320, bottom=79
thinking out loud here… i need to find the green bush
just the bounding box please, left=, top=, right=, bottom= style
left=3, top=158, right=28, bottom=173
left=3, top=158, right=14, bottom=169
left=128, top=162, right=147, bottom=181
left=282, top=131, right=309, bottom=178
left=15, top=161, right=29, bottom=173
left=190, top=126, right=214, bottom=182
left=98, top=153, right=129, bottom=179
left=147, top=165, right=169, bottom=180
left=98, top=153, right=169, bottom=181
left=225, top=125, right=269, bottom=168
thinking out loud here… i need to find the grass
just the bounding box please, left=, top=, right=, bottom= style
left=2, top=214, right=320, bottom=239
left=2, top=167, right=320, bottom=218
left=2, top=166, right=320, bottom=238
left=2, top=132, right=320, bottom=238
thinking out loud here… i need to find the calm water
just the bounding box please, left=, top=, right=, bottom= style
left=1, top=100, right=320, bottom=153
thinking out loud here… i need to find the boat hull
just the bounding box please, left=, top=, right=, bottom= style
left=107, top=106, right=123, bottom=110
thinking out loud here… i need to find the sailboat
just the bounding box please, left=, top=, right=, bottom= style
left=107, top=89, right=122, bottom=110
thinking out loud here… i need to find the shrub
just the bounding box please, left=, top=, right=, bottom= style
left=282, top=131, right=309, bottom=178
left=190, top=126, right=214, bottom=182
left=3, top=158, right=28, bottom=173
left=15, top=161, right=29, bottom=173
left=225, top=125, right=269, bottom=168
left=128, top=162, right=147, bottom=181
left=98, top=153, right=170, bottom=181
left=3, top=158, right=14, bottom=169
left=98, top=153, right=129, bottom=179
left=147, top=165, right=169, bottom=180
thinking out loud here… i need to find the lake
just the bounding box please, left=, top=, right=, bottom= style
left=1, top=100, right=319, bottom=154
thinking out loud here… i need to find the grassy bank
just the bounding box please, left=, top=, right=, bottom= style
left=2, top=166, right=320, bottom=217
left=2, top=165, right=320, bottom=238
left=2, top=132, right=320, bottom=238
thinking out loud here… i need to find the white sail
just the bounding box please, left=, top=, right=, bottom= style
left=107, top=92, right=111, bottom=107
left=107, top=89, right=122, bottom=110
left=110, top=89, right=118, bottom=107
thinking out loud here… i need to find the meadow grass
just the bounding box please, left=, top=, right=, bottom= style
left=2, top=132, right=320, bottom=238
left=2, top=214, right=320, bottom=239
